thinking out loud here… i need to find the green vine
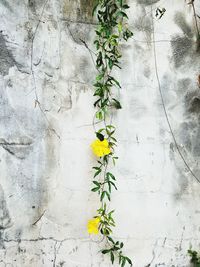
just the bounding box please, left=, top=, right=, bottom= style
left=87, top=0, right=133, bottom=266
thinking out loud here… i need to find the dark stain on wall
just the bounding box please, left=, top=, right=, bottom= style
left=28, top=0, right=36, bottom=14
left=171, top=12, right=200, bottom=69
left=174, top=12, right=193, bottom=38
left=179, top=80, right=200, bottom=155
left=0, top=185, right=12, bottom=232
left=0, top=0, right=13, bottom=12
left=187, top=95, right=200, bottom=114
left=79, top=0, right=95, bottom=21
left=179, top=119, right=200, bottom=158
left=0, top=33, right=21, bottom=76
left=177, top=78, right=192, bottom=94
left=134, top=14, right=152, bottom=35
left=171, top=36, right=192, bottom=68
left=63, top=0, right=96, bottom=22
left=190, top=97, right=200, bottom=113
left=136, top=0, right=160, bottom=6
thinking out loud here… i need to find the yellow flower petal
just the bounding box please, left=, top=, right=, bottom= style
left=91, top=139, right=111, bottom=157
left=87, top=217, right=100, bottom=235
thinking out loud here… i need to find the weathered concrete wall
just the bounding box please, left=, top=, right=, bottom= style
left=0, top=0, right=200, bottom=266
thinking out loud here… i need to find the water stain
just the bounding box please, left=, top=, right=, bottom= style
left=188, top=96, right=200, bottom=113
left=177, top=78, right=191, bottom=94
left=134, top=14, right=152, bottom=34
left=171, top=36, right=192, bottom=68
left=184, top=88, right=200, bottom=114
left=0, top=33, right=21, bottom=76
left=63, top=0, right=96, bottom=22
left=28, top=0, right=36, bottom=14
left=171, top=12, right=200, bottom=69
left=0, top=185, right=12, bottom=231
left=0, top=0, right=13, bottom=12
left=136, top=0, right=160, bottom=6
left=80, top=0, right=95, bottom=20
left=174, top=12, right=193, bottom=38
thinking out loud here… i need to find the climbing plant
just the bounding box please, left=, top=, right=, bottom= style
left=87, top=0, right=133, bottom=266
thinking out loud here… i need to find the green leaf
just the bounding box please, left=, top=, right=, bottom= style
left=105, top=191, right=111, bottom=201
left=126, top=257, right=132, bottom=265
left=104, top=228, right=111, bottom=235
left=94, top=98, right=101, bottom=107
left=110, top=251, right=115, bottom=264
left=108, top=58, right=113, bottom=69
left=110, top=181, right=117, bottom=190
left=123, top=29, right=133, bottom=41
left=118, top=22, right=123, bottom=33
left=108, top=210, right=115, bottom=216
left=110, top=136, right=117, bottom=142
left=107, top=236, right=115, bottom=244
left=96, top=73, right=104, bottom=81
left=96, top=110, right=103, bottom=120
left=91, top=187, right=100, bottom=192
left=111, top=77, right=121, bottom=88
left=113, top=63, right=122, bottom=69
left=112, top=98, right=122, bottom=109
left=100, top=191, right=106, bottom=201
left=93, top=167, right=100, bottom=171
left=121, top=257, right=126, bottom=267
left=108, top=182, right=111, bottom=193
left=122, top=4, right=130, bottom=9
left=107, top=172, right=116, bottom=180
left=102, top=249, right=110, bottom=254
left=106, top=125, right=115, bottom=129
left=93, top=181, right=100, bottom=187
left=94, top=169, right=101, bottom=178
left=96, top=132, right=104, bottom=141
left=117, top=11, right=128, bottom=19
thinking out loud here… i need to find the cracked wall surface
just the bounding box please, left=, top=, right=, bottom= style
left=0, top=0, right=200, bottom=266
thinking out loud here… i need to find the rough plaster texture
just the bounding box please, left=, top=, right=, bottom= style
left=0, top=0, right=200, bottom=266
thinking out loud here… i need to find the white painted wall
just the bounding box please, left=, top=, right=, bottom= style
left=0, top=0, right=200, bottom=266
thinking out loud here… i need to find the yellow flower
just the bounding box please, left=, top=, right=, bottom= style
left=91, top=139, right=111, bottom=157
left=87, top=217, right=101, bottom=235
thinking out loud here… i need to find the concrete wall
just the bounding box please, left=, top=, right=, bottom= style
left=0, top=0, right=200, bottom=266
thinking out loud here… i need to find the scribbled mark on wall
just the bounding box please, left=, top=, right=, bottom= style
left=0, top=138, right=33, bottom=160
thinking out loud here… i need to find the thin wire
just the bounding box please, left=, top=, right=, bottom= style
left=150, top=5, right=200, bottom=184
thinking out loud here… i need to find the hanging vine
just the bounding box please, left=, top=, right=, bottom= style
left=87, top=0, right=133, bottom=266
